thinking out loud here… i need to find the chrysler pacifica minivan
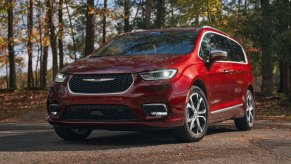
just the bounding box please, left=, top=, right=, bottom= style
left=47, top=26, right=254, bottom=142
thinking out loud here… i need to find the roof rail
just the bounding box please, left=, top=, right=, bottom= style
left=201, top=26, right=227, bottom=35
left=131, top=29, right=145, bottom=32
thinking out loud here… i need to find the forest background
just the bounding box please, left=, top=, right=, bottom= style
left=0, top=0, right=290, bottom=100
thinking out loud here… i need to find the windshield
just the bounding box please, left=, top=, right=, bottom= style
left=92, top=30, right=198, bottom=57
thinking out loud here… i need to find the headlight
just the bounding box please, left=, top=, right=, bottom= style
left=139, top=69, right=177, bottom=80
left=55, top=73, right=67, bottom=82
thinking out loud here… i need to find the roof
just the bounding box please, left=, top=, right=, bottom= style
left=125, top=26, right=228, bottom=36
left=126, top=27, right=200, bottom=34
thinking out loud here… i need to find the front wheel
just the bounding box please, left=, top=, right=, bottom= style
left=174, top=86, right=209, bottom=142
left=234, top=90, right=255, bottom=130
left=54, top=126, right=92, bottom=141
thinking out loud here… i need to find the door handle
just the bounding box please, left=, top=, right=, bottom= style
left=224, top=70, right=230, bottom=74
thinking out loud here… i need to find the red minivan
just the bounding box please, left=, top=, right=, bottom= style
left=47, top=26, right=254, bottom=142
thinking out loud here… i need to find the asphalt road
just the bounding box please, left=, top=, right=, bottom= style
left=0, top=110, right=290, bottom=163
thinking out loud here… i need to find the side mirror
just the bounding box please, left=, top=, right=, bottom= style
left=206, top=50, right=227, bottom=63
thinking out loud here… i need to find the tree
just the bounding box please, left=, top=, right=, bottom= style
left=40, top=0, right=49, bottom=88
left=155, top=0, right=165, bottom=28
left=144, top=0, right=153, bottom=29
left=84, top=0, right=95, bottom=56
left=65, top=0, right=77, bottom=60
left=7, top=0, right=17, bottom=89
left=58, top=0, right=64, bottom=69
left=103, top=0, right=107, bottom=44
left=36, top=0, right=43, bottom=88
left=289, top=0, right=291, bottom=99
left=27, top=0, right=34, bottom=88
left=124, top=0, right=130, bottom=32
left=275, top=0, right=290, bottom=96
left=46, top=0, right=58, bottom=78
left=260, top=0, right=274, bottom=96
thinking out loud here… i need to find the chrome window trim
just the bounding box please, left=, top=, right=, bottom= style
left=67, top=74, right=134, bottom=96
left=197, top=30, right=248, bottom=65
left=211, top=103, right=243, bottom=114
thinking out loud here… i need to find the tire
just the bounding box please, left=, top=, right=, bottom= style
left=53, top=126, right=92, bottom=141
left=234, top=90, right=255, bottom=130
left=174, top=86, right=209, bottom=142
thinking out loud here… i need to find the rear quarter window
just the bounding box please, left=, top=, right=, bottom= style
left=229, top=40, right=246, bottom=63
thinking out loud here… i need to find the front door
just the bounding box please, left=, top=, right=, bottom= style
left=199, top=32, right=231, bottom=113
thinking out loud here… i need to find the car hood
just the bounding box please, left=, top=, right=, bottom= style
left=61, top=54, right=188, bottom=74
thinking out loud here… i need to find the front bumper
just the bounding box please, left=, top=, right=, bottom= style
left=47, top=74, right=188, bottom=129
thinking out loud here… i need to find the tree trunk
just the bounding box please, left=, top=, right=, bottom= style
left=288, top=0, right=291, bottom=100
left=7, top=0, right=16, bottom=90
left=65, top=1, right=77, bottom=61
left=260, top=0, right=274, bottom=96
left=37, top=0, right=43, bottom=88
left=124, top=0, right=130, bottom=32
left=286, top=63, right=290, bottom=97
left=289, top=64, right=291, bottom=100
left=58, top=0, right=64, bottom=69
left=279, top=61, right=288, bottom=94
left=47, top=0, right=58, bottom=78
left=5, top=58, right=9, bottom=89
left=40, top=46, right=48, bottom=88
left=103, top=0, right=107, bottom=44
left=84, top=0, right=95, bottom=56
left=155, top=0, right=165, bottom=29
left=144, top=0, right=153, bottom=29
left=40, top=1, right=49, bottom=88
left=27, top=0, right=34, bottom=88
left=35, top=45, right=40, bottom=88
left=132, top=1, right=141, bottom=28
left=277, top=0, right=289, bottom=96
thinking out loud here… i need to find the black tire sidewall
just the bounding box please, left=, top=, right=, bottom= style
left=54, top=126, right=92, bottom=141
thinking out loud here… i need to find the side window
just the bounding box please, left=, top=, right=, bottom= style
left=199, top=33, right=233, bottom=62
left=229, top=40, right=246, bottom=63
left=200, top=33, right=212, bottom=60
left=199, top=33, right=217, bottom=60
left=214, top=35, right=233, bottom=61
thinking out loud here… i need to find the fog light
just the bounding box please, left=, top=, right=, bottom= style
left=142, top=103, right=168, bottom=117
left=49, top=104, right=59, bottom=116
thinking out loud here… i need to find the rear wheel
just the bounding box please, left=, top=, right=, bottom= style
left=174, top=86, right=208, bottom=142
left=234, top=90, right=254, bottom=130
left=54, top=126, right=92, bottom=141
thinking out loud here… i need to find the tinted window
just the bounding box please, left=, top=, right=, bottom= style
left=92, top=31, right=198, bottom=57
left=199, top=33, right=232, bottom=61
left=229, top=40, right=246, bottom=63
left=199, top=33, right=215, bottom=60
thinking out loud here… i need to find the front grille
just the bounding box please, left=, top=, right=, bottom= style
left=68, top=74, right=133, bottom=94
left=63, top=105, right=136, bottom=121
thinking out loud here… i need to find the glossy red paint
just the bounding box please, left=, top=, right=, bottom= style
left=47, top=27, right=254, bottom=129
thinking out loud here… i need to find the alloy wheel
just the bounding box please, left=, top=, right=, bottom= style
left=246, top=92, right=254, bottom=127
left=186, top=93, right=207, bottom=136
